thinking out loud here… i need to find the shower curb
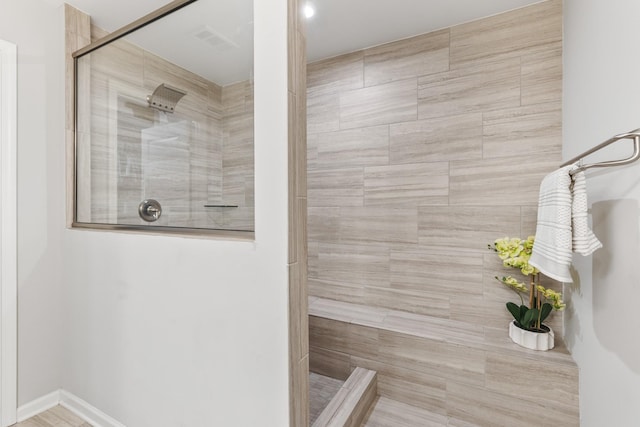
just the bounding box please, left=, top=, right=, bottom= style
left=311, top=367, right=377, bottom=427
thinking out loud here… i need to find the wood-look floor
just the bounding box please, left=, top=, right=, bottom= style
left=309, top=372, right=345, bottom=425
left=13, top=406, right=91, bottom=427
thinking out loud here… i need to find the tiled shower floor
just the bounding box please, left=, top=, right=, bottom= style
left=309, top=372, right=345, bottom=425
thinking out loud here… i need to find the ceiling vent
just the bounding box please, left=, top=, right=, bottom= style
left=192, top=26, right=238, bottom=51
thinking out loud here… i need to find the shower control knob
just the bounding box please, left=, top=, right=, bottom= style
left=138, top=199, right=162, bottom=222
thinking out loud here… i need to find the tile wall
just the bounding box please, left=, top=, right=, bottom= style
left=288, top=0, right=309, bottom=425
left=76, top=28, right=254, bottom=230
left=307, top=0, right=564, bottom=335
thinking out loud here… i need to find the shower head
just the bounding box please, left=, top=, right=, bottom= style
left=147, top=83, right=186, bottom=113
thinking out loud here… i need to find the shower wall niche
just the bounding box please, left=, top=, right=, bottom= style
left=74, top=0, right=254, bottom=233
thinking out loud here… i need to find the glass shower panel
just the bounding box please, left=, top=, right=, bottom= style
left=74, top=0, right=254, bottom=233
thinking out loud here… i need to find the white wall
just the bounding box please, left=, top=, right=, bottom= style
left=564, top=1, right=640, bottom=425
left=0, top=0, right=66, bottom=405
left=60, top=1, right=290, bottom=426
left=1, top=0, right=291, bottom=425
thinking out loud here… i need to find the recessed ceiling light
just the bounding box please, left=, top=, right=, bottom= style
left=303, top=4, right=315, bottom=19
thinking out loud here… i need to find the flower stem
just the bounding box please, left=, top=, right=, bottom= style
left=535, top=274, right=541, bottom=329
left=529, top=275, right=535, bottom=310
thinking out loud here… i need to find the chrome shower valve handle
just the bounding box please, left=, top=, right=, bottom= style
left=138, top=199, right=162, bottom=222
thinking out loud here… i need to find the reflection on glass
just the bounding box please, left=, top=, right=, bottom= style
left=75, top=0, right=254, bottom=232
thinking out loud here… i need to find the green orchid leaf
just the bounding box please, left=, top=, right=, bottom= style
left=519, top=305, right=529, bottom=323
left=506, top=302, right=521, bottom=322
left=539, top=303, right=553, bottom=323
left=523, top=308, right=539, bottom=328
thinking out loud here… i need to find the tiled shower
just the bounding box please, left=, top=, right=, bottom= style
left=306, top=1, right=578, bottom=425
left=75, top=29, right=254, bottom=230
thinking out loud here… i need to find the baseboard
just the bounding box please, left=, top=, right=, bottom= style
left=17, top=389, right=125, bottom=427
left=59, top=390, right=125, bottom=427
left=16, top=390, right=60, bottom=422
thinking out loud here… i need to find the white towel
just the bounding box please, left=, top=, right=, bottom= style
left=529, top=165, right=602, bottom=283
left=529, top=165, right=575, bottom=282
left=571, top=171, right=603, bottom=255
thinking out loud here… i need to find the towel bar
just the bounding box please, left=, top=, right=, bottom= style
left=561, top=128, right=640, bottom=174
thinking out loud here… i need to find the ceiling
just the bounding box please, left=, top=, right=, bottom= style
left=57, top=0, right=544, bottom=85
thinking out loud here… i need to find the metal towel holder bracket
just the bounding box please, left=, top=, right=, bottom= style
left=560, top=128, right=640, bottom=175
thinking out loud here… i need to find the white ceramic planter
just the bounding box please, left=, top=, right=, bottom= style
left=509, top=321, right=554, bottom=351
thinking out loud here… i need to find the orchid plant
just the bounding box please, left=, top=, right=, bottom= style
left=488, top=236, right=565, bottom=332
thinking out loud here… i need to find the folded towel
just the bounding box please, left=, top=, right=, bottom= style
left=571, top=171, right=603, bottom=255
left=529, top=165, right=602, bottom=283
left=529, top=165, right=575, bottom=282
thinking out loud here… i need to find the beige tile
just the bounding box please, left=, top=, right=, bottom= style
left=309, top=298, right=388, bottom=329
left=310, top=316, right=380, bottom=360
left=446, top=380, right=578, bottom=427
left=351, top=356, right=447, bottom=415
left=303, top=6, right=570, bottom=423
left=308, top=168, right=364, bottom=207
left=295, top=29, right=307, bottom=102
left=447, top=418, right=481, bottom=427
left=310, top=372, right=345, bottom=426
left=364, top=286, right=450, bottom=319
left=289, top=263, right=305, bottom=362
left=521, top=41, right=562, bottom=106
left=390, top=246, right=484, bottom=296
left=308, top=91, right=341, bottom=134
left=322, top=368, right=377, bottom=427
left=340, top=79, right=417, bottom=129
left=389, top=113, right=483, bottom=164
left=313, top=384, right=351, bottom=427
left=309, top=278, right=365, bottom=304
left=418, top=205, right=521, bottom=251
left=520, top=205, right=538, bottom=237
left=364, top=30, right=450, bottom=87
left=482, top=325, right=574, bottom=367
left=91, top=24, right=108, bottom=41
left=296, top=105, right=308, bottom=200
left=364, top=162, right=449, bottom=207
left=378, top=330, right=486, bottom=387
left=381, top=310, right=484, bottom=348
left=449, top=156, right=558, bottom=206
left=308, top=207, right=340, bottom=243
left=484, top=351, right=579, bottom=408
left=314, top=126, right=389, bottom=170
left=310, top=346, right=352, bottom=381
left=338, top=207, right=418, bottom=245
left=417, top=57, right=520, bottom=120
left=289, top=95, right=299, bottom=263
left=362, top=397, right=448, bottom=427
left=449, top=295, right=486, bottom=326
left=449, top=0, right=562, bottom=68
left=308, top=51, right=364, bottom=96
left=482, top=102, right=562, bottom=159
left=92, top=38, right=145, bottom=87
left=307, top=132, right=319, bottom=170
left=349, top=370, right=379, bottom=425
left=290, top=355, right=310, bottom=427
left=310, top=316, right=355, bottom=356
left=314, top=242, right=390, bottom=288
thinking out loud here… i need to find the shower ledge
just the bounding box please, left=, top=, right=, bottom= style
left=308, top=296, right=575, bottom=365
left=308, top=296, right=580, bottom=427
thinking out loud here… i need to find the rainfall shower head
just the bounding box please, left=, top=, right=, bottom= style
left=147, top=83, right=187, bottom=113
